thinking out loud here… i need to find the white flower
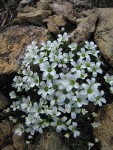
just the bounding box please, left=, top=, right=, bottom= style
left=58, top=54, right=67, bottom=68
left=51, top=117, right=67, bottom=132
left=95, top=138, right=99, bottom=142
left=104, top=74, right=113, bottom=85
left=82, top=57, right=95, bottom=71
left=91, top=61, right=103, bottom=77
left=77, top=48, right=90, bottom=59
left=26, top=125, right=35, bottom=135
left=41, top=41, right=52, bottom=51
left=25, top=114, right=35, bottom=125
left=77, top=70, right=88, bottom=79
left=33, top=119, right=46, bottom=134
left=64, top=133, right=70, bottom=138
left=72, top=91, right=88, bottom=107
left=4, top=108, right=10, bottom=113
left=48, top=107, right=61, bottom=117
left=71, top=59, right=84, bottom=73
left=40, top=61, right=57, bottom=77
left=33, top=52, right=48, bottom=64
left=110, top=86, right=113, bottom=93
left=30, top=102, right=44, bottom=118
left=88, top=142, right=94, bottom=150
left=64, top=52, right=74, bottom=62
left=26, top=41, right=38, bottom=53
left=92, top=112, right=97, bottom=117
left=22, top=66, right=33, bottom=79
left=21, top=96, right=32, bottom=112
left=81, top=78, right=100, bottom=101
left=68, top=122, right=80, bottom=138
left=38, top=81, right=54, bottom=98
left=47, top=94, right=58, bottom=106
left=94, top=91, right=106, bottom=106
left=66, top=74, right=79, bottom=92
left=68, top=43, right=77, bottom=51
left=15, top=124, right=25, bottom=136
left=91, top=122, right=100, bottom=128
left=56, top=89, right=74, bottom=102
left=9, top=116, right=17, bottom=123
left=22, top=54, right=33, bottom=66
left=12, top=76, right=23, bottom=91
left=9, top=91, right=16, bottom=99
left=10, top=101, right=20, bottom=111
left=57, top=32, right=69, bottom=43
left=85, top=41, right=97, bottom=50
left=81, top=109, right=88, bottom=115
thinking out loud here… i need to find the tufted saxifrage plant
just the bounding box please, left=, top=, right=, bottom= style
left=8, top=31, right=108, bottom=143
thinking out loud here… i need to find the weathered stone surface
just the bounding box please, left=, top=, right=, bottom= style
left=0, top=26, right=47, bottom=74
left=94, top=8, right=113, bottom=67
left=13, top=133, right=27, bottom=150
left=12, top=125, right=27, bottom=150
left=20, top=6, right=38, bottom=13
left=0, top=120, right=13, bottom=148
left=64, top=14, right=76, bottom=24
left=29, top=129, right=70, bottom=150
left=43, top=15, right=67, bottom=28
left=16, top=10, right=51, bottom=25
left=69, top=0, right=90, bottom=6
left=53, top=15, right=67, bottom=27
left=47, top=21, right=59, bottom=35
left=93, top=104, right=113, bottom=150
left=50, top=2, right=74, bottom=15
left=0, top=93, right=9, bottom=110
left=70, top=12, right=98, bottom=43
left=36, top=0, right=53, bottom=10
left=1, top=145, right=15, bottom=150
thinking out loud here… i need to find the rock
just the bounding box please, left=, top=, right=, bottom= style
left=18, top=0, right=32, bottom=8
left=0, top=120, right=13, bottom=148
left=43, top=15, right=67, bottom=28
left=16, top=10, right=51, bottom=25
left=53, top=15, right=67, bottom=27
left=78, top=9, right=96, bottom=18
left=21, top=0, right=32, bottom=5
left=29, top=129, right=70, bottom=150
left=70, top=12, right=98, bottom=43
left=1, top=145, right=15, bottom=150
left=18, top=6, right=38, bottom=13
left=64, top=14, right=76, bottom=24
left=12, top=125, right=27, bottom=150
left=69, top=0, right=90, bottom=6
left=50, top=2, right=74, bottom=15
left=47, top=21, right=59, bottom=35
left=93, top=104, right=113, bottom=150
left=36, top=0, right=53, bottom=10
left=0, top=93, right=9, bottom=110
left=13, top=133, right=27, bottom=150
left=0, top=26, right=47, bottom=74
left=94, top=8, right=113, bottom=67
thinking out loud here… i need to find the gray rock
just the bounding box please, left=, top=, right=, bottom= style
left=12, top=125, right=27, bottom=150
left=0, top=120, right=13, bottom=148
left=0, top=26, right=47, bottom=74
left=29, top=129, right=70, bottom=150
left=94, top=8, right=113, bottom=67
left=50, top=2, right=74, bottom=15
left=1, top=145, right=15, bottom=150
left=93, top=104, right=113, bottom=150
left=70, top=11, right=98, bottom=43
left=0, top=93, right=9, bottom=110
left=16, top=10, right=51, bottom=25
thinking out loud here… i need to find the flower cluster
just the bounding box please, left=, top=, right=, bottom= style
left=9, top=32, right=106, bottom=140
left=104, top=74, right=113, bottom=93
